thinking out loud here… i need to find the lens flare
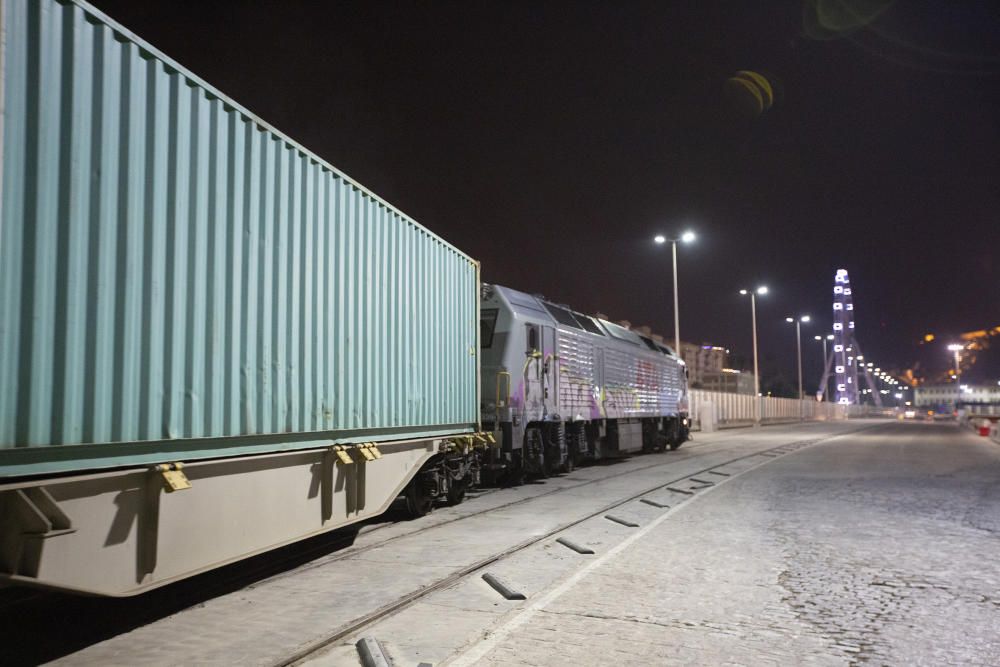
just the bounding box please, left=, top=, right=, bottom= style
left=723, top=70, right=776, bottom=119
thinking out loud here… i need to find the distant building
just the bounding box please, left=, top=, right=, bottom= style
left=914, top=383, right=1000, bottom=410
left=678, top=342, right=756, bottom=395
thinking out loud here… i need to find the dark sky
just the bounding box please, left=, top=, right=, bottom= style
left=90, top=0, right=999, bottom=388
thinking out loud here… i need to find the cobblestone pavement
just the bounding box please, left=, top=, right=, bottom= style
left=446, top=422, right=1000, bottom=666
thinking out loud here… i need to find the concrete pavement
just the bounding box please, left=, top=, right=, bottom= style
left=448, top=421, right=1000, bottom=666
left=305, top=421, right=1000, bottom=666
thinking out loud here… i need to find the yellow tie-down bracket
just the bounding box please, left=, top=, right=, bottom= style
left=154, top=462, right=192, bottom=492
left=330, top=442, right=382, bottom=464
left=441, top=432, right=497, bottom=453
left=356, top=442, right=382, bottom=461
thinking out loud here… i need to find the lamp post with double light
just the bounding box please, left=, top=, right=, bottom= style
left=739, top=286, right=768, bottom=425
left=654, top=230, right=696, bottom=356
left=786, top=315, right=810, bottom=419
left=814, top=333, right=833, bottom=401
left=947, top=343, right=963, bottom=412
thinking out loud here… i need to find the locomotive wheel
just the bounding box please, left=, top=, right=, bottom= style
left=404, top=478, right=435, bottom=518
left=668, top=421, right=683, bottom=451
left=505, top=451, right=526, bottom=487
left=525, top=427, right=547, bottom=478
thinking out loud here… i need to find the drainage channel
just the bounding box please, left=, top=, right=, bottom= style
left=282, top=432, right=844, bottom=667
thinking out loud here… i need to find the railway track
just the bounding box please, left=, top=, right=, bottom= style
left=280, top=426, right=875, bottom=667
left=2, top=422, right=873, bottom=666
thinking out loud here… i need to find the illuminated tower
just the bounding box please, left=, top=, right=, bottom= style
left=817, top=269, right=881, bottom=406
left=831, top=270, right=859, bottom=404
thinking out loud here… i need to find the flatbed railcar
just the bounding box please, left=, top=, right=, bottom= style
left=0, top=0, right=480, bottom=596
left=0, top=0, right=688, bottom=597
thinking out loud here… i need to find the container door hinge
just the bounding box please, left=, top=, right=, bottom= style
left=331, top=445, right=354, bottom=465
left=154, top=462, right=191, bottom=492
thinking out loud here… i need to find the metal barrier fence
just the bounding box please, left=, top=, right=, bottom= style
left=689, top=389, right=848, bottom=430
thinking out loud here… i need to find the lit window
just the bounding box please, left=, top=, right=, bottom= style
left=833, top=303, right=843, bottom=310
left=846, top=304, right=853, bottom=310
left=834, top=344, right=844, bottom=352
left=833, top=323, right=843, bottom=331
left=848, top=321, right=855, bottom=329
left=844, top=288, right=852, bottom=295
left=836, top=366, right=845, bottom=373
left=834, top=286, right=843, bottom=294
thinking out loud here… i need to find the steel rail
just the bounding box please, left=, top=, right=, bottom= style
left=278, top=424, right=879, bottom=666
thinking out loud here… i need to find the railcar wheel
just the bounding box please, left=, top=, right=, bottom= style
left=404, top=478, right=435, bottom=518
left=447, top=479, right=467, bottom=506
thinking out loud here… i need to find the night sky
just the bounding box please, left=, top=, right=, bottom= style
left=89, top=0, right=999, bottom=391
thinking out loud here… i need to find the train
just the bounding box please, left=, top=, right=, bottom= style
left=0, top=0, right=686, bottom=595
left=403, top=283, right=690, bottom=516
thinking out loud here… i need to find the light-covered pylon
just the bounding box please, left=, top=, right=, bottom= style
left=816, top=269, right=881, bottom=406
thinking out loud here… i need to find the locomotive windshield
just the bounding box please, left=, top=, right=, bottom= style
left=481, top=308, right=499, bottom=348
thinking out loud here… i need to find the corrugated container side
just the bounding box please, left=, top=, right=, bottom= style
left=0, top=0, right=479, bottom=475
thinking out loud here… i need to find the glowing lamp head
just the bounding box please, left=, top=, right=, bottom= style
left=739, top=289, right=748, bottom=295
left=653, top=234, right=666, bottom=244
left=757, top=286, right=768, bottom=295
left=814, top=335, right=822, bottom=341
left=786, top=317, right=794, bottom=323
left=801, top=315, right=810, bottom=323
left=680, top=230, right=696, bottom=243
left=947, top=344, right=963, bottom=352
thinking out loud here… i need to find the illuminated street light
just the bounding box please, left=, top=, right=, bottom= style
left=653, top=231, right=697, bottom=355
left=739, top=286, right=768, bottom=425
left=815, top=335, right=831, bottom=401
left=947, top=343, right=963, bottom=410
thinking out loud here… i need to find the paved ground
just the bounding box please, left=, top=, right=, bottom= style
left=28, top=420, right=859, bottom=666
left=310, top=421, right=1000, bottom=666
left=15, top=420, right=998, bottom=665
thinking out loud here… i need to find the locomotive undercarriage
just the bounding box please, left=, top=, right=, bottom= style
left=401, top=414, right=688, bottom=518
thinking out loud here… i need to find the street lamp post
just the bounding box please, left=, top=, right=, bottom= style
left=787, top=315, right=810, bottom=420
left=654, top=230, right=696, bottom=356
left=740, top=286, right=768, bottom=425
left=814, top=334, right=833, bottom=401
left=947, top=343, right=963, bottom=412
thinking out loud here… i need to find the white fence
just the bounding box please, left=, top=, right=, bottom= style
left=689, top=389, right=848, bottom=430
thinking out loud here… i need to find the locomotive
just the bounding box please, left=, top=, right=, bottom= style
left=406, top=284, right=690, bottom=515
left=479, top=283, right=689, bottom=479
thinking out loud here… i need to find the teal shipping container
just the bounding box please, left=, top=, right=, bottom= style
left=0, top=0, right=480, bottom=477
